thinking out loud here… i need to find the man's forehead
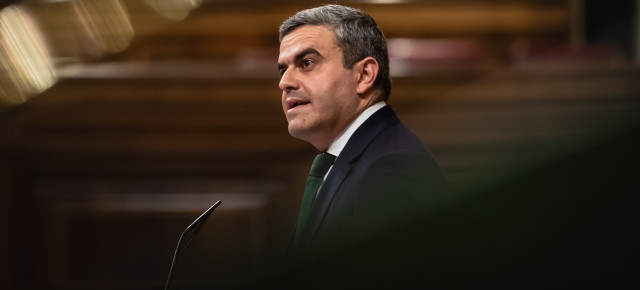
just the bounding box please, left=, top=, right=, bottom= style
left=279, top=25, right=336, bottom=57
left=283, top=25, right=333, bottom=41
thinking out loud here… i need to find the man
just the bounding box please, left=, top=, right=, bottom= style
left=278, top=4, right=444, bottom=260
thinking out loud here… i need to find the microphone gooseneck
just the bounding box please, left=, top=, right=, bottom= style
left=165, top=200, right=222, bottom=290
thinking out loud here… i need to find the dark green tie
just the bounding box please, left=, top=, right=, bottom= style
left=294, top=153, right=336, bottom=242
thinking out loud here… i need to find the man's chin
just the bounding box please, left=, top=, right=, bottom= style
left=287, top=125, right=306, bottom=139
left=288, top=126, right=330, bottom=151
left=288, top=124, right=317, bottom=143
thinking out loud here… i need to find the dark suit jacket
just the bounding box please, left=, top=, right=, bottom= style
left=290, top=105, right=444, bottom=258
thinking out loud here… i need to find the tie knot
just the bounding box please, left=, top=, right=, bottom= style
left=309, top=153, right=336, bottom=177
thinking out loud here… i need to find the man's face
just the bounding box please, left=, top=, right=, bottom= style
left=278, top=25, right=362, bottom=151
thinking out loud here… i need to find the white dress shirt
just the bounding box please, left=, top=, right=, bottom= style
left=323, top=101, right=387, bottom=181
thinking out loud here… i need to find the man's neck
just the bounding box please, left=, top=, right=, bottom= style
left=326, top=101, right=387, bottom=157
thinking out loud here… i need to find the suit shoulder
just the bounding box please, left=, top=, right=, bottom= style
left=362, top=122, right=438, bottom=164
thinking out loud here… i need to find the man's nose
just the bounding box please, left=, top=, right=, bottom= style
left=279, top=69, right=299, bottom=92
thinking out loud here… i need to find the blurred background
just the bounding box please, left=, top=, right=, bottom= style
left=1, top=0, right=639, bottom=289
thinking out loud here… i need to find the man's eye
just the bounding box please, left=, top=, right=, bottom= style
left=303, top=59, right=314, bottom=68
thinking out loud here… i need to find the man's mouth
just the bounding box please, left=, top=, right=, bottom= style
left=287, top=99, right=310, bottom=110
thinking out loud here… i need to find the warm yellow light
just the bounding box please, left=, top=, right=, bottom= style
left=144, top=0, right=202, bottom=21
left=0, top=5, right=57, bottom=105
left=72, top=0, right=134, bottom=53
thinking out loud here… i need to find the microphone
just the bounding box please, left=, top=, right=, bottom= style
left=165, top=200, right=222, bottom=290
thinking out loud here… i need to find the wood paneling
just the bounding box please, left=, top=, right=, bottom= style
left=35, top=179, right=276, bottom=289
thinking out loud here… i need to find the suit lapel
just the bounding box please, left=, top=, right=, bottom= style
left=299, top=106, right=400, bottom=249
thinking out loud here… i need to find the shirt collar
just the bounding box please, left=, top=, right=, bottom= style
left=326, top=101, right=387, bottom=157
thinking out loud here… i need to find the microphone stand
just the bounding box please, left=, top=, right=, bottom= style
left=165, top=200, right=222, bottom=290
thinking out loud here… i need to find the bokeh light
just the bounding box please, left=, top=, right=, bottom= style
left=0, top=5, right=57, bottom=105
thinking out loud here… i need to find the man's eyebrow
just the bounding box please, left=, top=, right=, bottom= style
left=278, top=47, right=322, bottom=71
left=294, top=47, right=322, bottom=62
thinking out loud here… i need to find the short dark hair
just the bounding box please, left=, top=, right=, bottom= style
left=279, top=4, right=391, bottom=101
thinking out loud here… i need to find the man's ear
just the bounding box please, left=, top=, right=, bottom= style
left=355, top=57, right=379, bottom=96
